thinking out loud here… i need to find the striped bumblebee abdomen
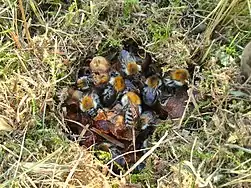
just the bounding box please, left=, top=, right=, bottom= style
left=124, top=107, right=138, bottom=127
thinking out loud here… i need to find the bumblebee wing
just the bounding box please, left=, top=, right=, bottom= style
left=118, top=50, right=137, bottom=67
left=124, top=79, right=138, bottom=93
left=142, top=87, right=159, bottom=106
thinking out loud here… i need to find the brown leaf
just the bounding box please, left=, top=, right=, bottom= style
left=160, top=88, right=188, bottom=119
left=79, top=131, right=97, bottom=148
left=94, top=120, right=112, bottom=134
left=111, top=125, right=133, bottom=141
left=105, top=113, right=134, bottom=141
left=93, top=110, right=107, bottom=121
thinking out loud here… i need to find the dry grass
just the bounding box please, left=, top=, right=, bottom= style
left=0, top=0, right=251, bottom=187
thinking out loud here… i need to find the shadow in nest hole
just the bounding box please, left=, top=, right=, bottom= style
left=61, top=40, right=198, bottom=175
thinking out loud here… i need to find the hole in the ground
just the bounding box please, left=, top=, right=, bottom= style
left=62, top=42, right=195, bottom=175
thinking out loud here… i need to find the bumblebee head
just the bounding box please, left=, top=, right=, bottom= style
left=170, top=69, right=189, bottom=84
left=145, top=75, right=162, bottom=88
left=126, top=62, right=141, bottom=75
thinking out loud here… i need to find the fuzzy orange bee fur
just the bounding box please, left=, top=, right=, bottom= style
left=81, top=96, right=94, bottom=110
left=126, top=62, right=140, bottom=75
left=170, top=69, right=189, bottom=84
left=126, top=92, right=141, bottom=105
left=113, top=76, right=126, bottom=92
left=146, top=75, right=161, bottom=88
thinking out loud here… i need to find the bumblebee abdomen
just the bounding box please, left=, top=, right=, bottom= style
left=125, top=109, right=134, bottom=127
left=124, top=107, right=139, bottom=127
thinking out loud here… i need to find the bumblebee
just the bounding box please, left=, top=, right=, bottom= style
left=140, top=111, right=158, bottom=130
left=163, top=68, right=190, bottom=87
left=76, top=75, right=93, bottom=91
left=79, top=92, right=101, bottom=117
left=142, top=75, right=162, bottom=107
left=100, top=71, right=126, bottom=108
left=109, top=71, right=126, bottom=93
left=76, top=67, right=93, bottom=91
left=121, top=91, right=142, bottom=127
left=118, top=50, right=142, bottom=76
left=123, top=79, right=140, bottom=93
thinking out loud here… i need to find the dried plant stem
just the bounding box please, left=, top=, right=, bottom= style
left=132, top=127, right=137, bottom=162
left=123, top=131, right=168, bottom=177
left=18, top=0, right=34, bottom=48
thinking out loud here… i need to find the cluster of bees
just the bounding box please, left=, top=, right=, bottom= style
left=64, top=49, right=190, bottom=171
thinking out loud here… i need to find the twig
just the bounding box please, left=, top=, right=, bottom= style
left=190, top=136, right=197, bottom=163
left=176, top=66, right=200, bottom=130
left=132, top=127, right=136, bottom=162
left=90, top=127, right=125, bottom=149
left=77, top=124, right=90, bottom=142
left=106, top=148, right=149, bottom=166
left=9, top=31, right=22, bottom=49
left=14, top=50, right=29, bottom=73
left=248, top=0, right=251, bottom=19
left=54, top=67, right=74, bottom=84
left=12, top=127, right=27, bottom=185
left=173, top=130, right=189, bottom=144
left=65, top=119, right=89, bottom=130
left=225, top=144, right=251, bottom=154
left=241, top=74, right=251, bottom=86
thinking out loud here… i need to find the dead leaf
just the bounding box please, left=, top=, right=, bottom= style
left=0, top=117, right=14, bottom=131
left=93, top=110, right=107, bottom=121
